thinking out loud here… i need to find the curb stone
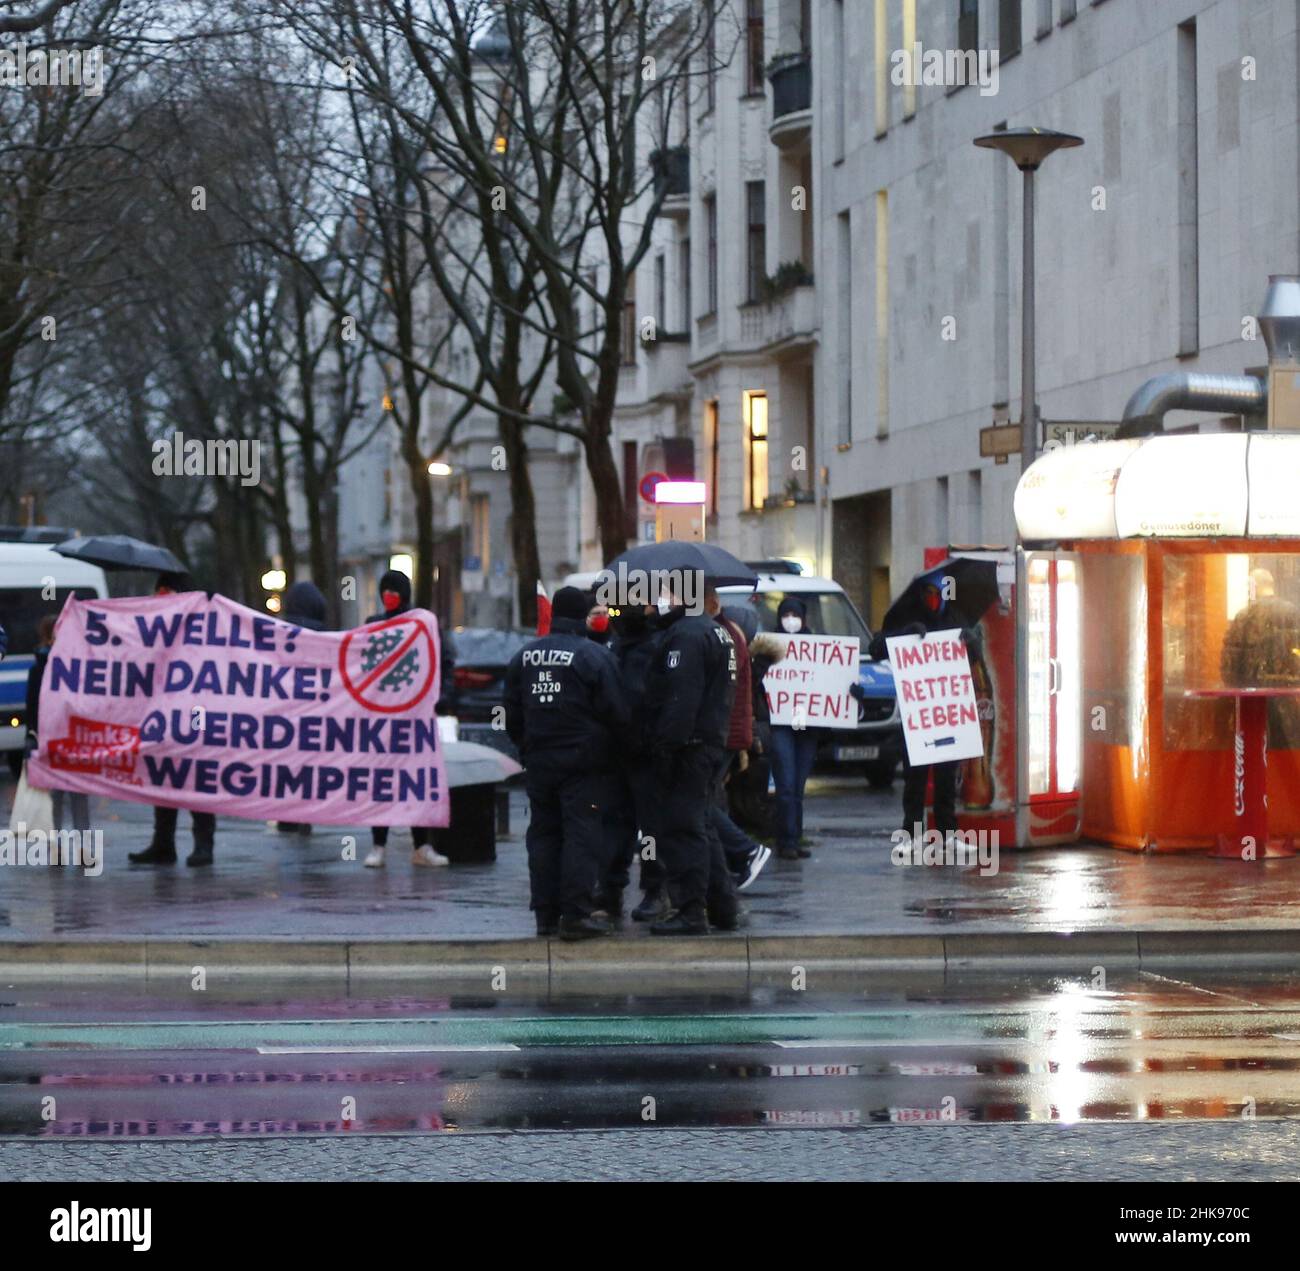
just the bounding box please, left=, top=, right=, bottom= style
left=1, top=929, right=1298, bottom=988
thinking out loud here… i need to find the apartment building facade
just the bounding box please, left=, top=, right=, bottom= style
left=331, top=0, right=1300, bottom=634
left=818, top=0, right=1300, bottom=625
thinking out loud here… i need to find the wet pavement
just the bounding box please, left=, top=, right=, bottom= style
left=3, top=1120, right=1296, bottom=1182
left=5, top=774, right=1300, bottom=941
left=4, top=971, right=1300, bottom=1145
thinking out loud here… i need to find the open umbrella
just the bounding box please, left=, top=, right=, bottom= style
left=600, top=541, right=758, bottom=590
left=881, top=556, right=1000, bottom=633
left=54, top=535, right=184, bottom=574
left=444, top=739, right=522, bottom=788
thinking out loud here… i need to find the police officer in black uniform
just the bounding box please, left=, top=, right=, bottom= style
left=644, top=582, right=740, bottom=936
left=599, top=601, right=670, bottom=923
left=504, top=586, right=629, bottom=941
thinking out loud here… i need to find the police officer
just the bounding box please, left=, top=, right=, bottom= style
left=504, top=586, right=629, bottom=940
left=644, top=582, right=740, bottom=936
left=599, top=601, right=669, bottom=924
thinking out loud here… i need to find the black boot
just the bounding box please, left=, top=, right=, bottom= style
left=186, top=841, right=214, bottom=867
left=535, top=908, right=559, bottom=937
left=558, top=913, right=611, bottom=942
left=129, top=840, right=176, bottom=865
left=709, top=905, right=749, bottom=932
left=650, top=906, right=709, bottom=936
left=631, top=889, right=669, bottom=922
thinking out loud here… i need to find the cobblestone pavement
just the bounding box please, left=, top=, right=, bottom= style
left=7, top=774, right=1300, bottom=941
left=3, top=1121, right=1298, bottom=1181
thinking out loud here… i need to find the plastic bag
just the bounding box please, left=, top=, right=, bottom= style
left=10, top=762, right=55, bottom=836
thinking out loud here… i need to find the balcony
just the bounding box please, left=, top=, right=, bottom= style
left=738, top=278, right=817, bottom=358
left=640, top=331, right=691, bottom=403
left=768, top=53, right=812, bottom=151
left=649, top=145, right=689, bottom=219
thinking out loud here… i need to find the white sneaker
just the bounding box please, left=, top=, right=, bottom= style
left=412, top=844, right=450, bottom=868
left=364, top=846, right=386, bottom=868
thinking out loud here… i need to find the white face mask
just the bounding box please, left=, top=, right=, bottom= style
left=780, top=615, right=803, bottom=633
left=657, top=594, right=675, bottom=615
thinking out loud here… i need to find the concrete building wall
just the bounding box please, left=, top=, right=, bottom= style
left=818, top=0, right=1300, bottom=596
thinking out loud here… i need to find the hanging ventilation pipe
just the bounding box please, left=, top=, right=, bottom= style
left=1116, top=275, right=1300, bottom=438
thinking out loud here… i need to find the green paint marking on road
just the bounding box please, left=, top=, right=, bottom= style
left=6, top=1004, right=1300, bottom=1053
left=0, top=1010, right=1038, bottom=1052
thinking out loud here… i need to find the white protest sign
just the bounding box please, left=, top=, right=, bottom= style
left=763, top=634, right=860, bottom=730
left=885, top=629, right=983, bottom=764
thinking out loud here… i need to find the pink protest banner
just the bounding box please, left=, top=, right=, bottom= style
left=25, top=592, right=450, bottom=827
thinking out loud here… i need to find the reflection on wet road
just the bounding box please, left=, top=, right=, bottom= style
left=3, top=971, right=1300, bottom=1139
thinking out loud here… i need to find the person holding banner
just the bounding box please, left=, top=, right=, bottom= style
left=129, top=571, right=219, bottom=868
left=362, top=569, right=451, bottom=869
left=767, top=597, right=821, bottom=862
left=867, top=580, right=981, bottom=843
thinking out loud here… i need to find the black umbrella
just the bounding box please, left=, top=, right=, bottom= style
left=600, top=541, right=758, bottom=590
left=881, top=556, right=999, bottom=633
left=54, top=535, right=185, bottom=574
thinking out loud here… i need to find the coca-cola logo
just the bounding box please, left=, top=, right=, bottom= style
left=1234, top=728, right=1246, bottom=818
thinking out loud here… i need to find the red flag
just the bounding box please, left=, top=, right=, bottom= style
left=536, top=579, right=551, bottom=635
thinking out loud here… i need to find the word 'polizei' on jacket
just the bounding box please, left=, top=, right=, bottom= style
left=647, top=610, right=737, bottom=751
left=502, top=615, right=629, bottom=769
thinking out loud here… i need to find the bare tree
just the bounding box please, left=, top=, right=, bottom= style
left=277, top=0, right=726, bottom=573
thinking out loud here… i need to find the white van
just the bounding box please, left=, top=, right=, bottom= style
left=0, top=543, right=109, bottom=774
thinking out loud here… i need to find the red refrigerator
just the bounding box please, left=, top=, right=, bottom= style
left=921, top=546, right=1082, bottom=847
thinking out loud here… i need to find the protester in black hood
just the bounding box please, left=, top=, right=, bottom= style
left=131, top=571, right=216, bottom=867
left=868, top=580, right=979, bottom=843
left=361, top=568, right=456, bottom=868
left=768, top=596, right=821, bottom=861
left=504, top=585, right=629, bottom=940
left=283, top=580, right=328, bottom=631
left=584, top=592, right=612, bottom=645
left=366, top=569, right=412, bottom=622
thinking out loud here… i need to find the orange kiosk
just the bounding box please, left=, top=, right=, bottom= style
left=1014, top=432, right=1300, bottom=853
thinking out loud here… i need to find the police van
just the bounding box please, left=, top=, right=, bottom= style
left=0, top=536, right=109, bottom=775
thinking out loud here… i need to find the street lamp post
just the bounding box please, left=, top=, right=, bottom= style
left=975, top=128, right=1083, bottom=472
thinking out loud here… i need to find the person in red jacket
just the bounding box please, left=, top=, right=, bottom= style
left=704, top=586, right=771, bottom=892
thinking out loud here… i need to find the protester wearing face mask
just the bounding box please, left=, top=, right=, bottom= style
left=362, top=569, right=452, bottom=869
left=767, top=596, right=822, bottom=862
left=585, top=596, right=612, bottom=645
left=867, top=580, right=980, bottom=843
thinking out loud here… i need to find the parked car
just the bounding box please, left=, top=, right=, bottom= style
left=0, top=542, right=109, bottom=777
left=718, top=568, right=905, bottom=788
left=450, top=627, right=533, bottom=760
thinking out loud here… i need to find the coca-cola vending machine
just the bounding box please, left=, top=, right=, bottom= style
left=921, top=546, right=1082, bottom=847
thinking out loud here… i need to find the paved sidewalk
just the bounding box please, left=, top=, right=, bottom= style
left=4, top=774, right=1300, bottom=944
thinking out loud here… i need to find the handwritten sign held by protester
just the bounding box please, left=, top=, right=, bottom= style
left=25, top=592, right=449, bottom=827
left=763, top=634, right=860, bottom=730
left=885, top=629, right=983, bottom=765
